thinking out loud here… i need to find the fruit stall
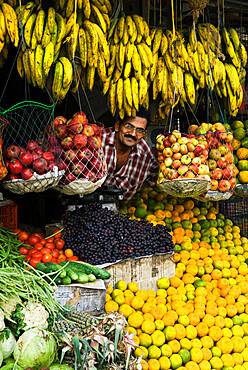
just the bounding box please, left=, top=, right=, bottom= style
left=0, top=0, right=247, bottom=369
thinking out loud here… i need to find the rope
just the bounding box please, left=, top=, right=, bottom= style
left=159, top=0, right=162, bottom=25
left=148, top=0, right=150, bottom=26
left=222, top=0, right=225, bottom=26
left=171, top=0, right=175, bottom=40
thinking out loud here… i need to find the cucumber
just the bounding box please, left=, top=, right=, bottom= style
left=88, top=273, right=96, bottom=282
left=35, top=263, right=50, bottom=274
left=44, top=262, right=67, bottom=278
left=77, top=273, right=89, bottom=284
left=59, top=260, right=93, bottom=275
left=66, top=268, right=79, bottom=281
left=54, top=277, right=62, bottom=284
left=79, top=262, right=111, bottom=279
left=62, top=275, right=71, bottom=285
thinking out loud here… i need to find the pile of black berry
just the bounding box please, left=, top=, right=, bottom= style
left=62, top=203, right=174, bottom=265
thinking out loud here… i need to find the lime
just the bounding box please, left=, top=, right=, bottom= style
left=178, top=349, right=191, bottom=364
left=135, top=206, right=147, bottom=219
left=157, top=277, right=170, bottom=289
left=170, top=353, right=183, bottom=369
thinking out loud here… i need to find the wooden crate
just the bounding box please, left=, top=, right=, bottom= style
left=105, top=253, right=175, bottom=291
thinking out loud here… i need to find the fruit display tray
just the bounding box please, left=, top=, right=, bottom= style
left=55, top=173, right=107, bottom=195
left=193, top=190, right=233, bottom=202
left=157, top=177, right=211, bottom=198
left=233, top=184, right=248, bottom=198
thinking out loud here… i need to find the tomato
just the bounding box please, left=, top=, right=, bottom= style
left=19, top=246, right=29, bottom=255
left=33, top=242, right=43, bottom=251
left=28, top=248, right=36, bottom=256
left=28, top=235, right=40, bottom=246
left=67, top=256, right=79, bottom=261
left=40, top=247, right=52, bottom=254
left=54, top=239, right=65, bottom=250
left=64, top=249, right=73, bottom=258
left=29, top=257, right=41, bottom=268
left=46, top=242, right=55, bottom=250
left=51, top=249, right=59, bottom=258
left=58, top=255, right=66, bottom=261
left=51, top=258, right=59, bottom=264
left=54, top=229, right=62, bottom=239
left=33, top=233, right=43, bottom=239
left=18, top=231, right=29, bottom=241
left=46, top=237, right=54, bottom=243
left=12, top=228, right=22, bottom=235
left=25, top=255, right=31, bottom=262
left=32, top=251, right=43, bottom=259
left=59, top=250, right=64, bottom=255
left=39, top=238, right=47, bottom=246
left=42, top=253, right=52, bottom=263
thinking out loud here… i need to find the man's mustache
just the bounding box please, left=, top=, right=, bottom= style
left=124, top=134, right=137, bottom=142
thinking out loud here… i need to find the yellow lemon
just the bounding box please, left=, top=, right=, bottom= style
left=115, top=280, right=127, bottom=291
left=147, top=359, right=160, bottom=370
left=141, top=320, right=156, bottom=335
left=105, top=300, right=119, bottom=312
left=113, top=294, right=125, bottom=306
left=148, top=344, right=161, bottom=359
left=151, top=330, right=165, bottom=347
left=159, top=356, right=171, bottom=370
left=131, top=296, right=145, bottom=310
left=128, top=281, right=139, bottom=293
left=134, top=346, right=148, bottom=359
left=112, top=289, right=124, bottom=298
left=161, top=343, right=173, bottom=357
left=190, top=348, right=203, bottom=363
left=163, top=326, right=176, bottom=341
left=180, top=338, right=192, bottom=350
left=128, top=312, right=143, bottom=328
left=118, top=303, right=133, bottom=318
left=199, top=360, right=211, bottom=370
left=170, top=353, right=183, bottom=369
left=139, top=333, right=152, bottom=348
left=155, top=319, right=165, bottom=330
left=209, top=357, right=223, bottom=370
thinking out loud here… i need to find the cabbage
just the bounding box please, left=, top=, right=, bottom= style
left=0, top=329, right=16, bottom=359
left=13, top=328, right=57, bottom=369
left=50, top=364, right=74, bottom=370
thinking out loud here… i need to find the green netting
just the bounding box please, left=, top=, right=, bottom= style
left=0, top=101, right=65, bottom=194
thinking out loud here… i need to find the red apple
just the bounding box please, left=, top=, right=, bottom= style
left=87, top=136, right=101, bottom=151
left=72, top=111, right=88, bottom=124
left=219, top=179, right=231, bottom=192
left=47, top=161, right=57, bottom=172
left=187, top=142, right=195, bottom=152
left=194, top=146, right=203, bottom=156
left=162, top=168, right=169, bottom=177
left=67, top=118, right=84, bottom=134
left=211, top=168, right=223, bottom=180
left=167, top=169, right=179, bottom=180
left=181, top=155, right=191, bottom=165
left=91, top=123, right=102, bottom=136
left=202, top=149, right=209, bottom=158
left=9, top=159, right=23, bottom=174
left=217, top=157, right=228, bottom=169
left=185, top=170, right=195, bottom=178
left=222, top=167, right=232, bottom=179
left=163, top=148, right=173, bottom=158
left=180, top=144, right=188, bottom=155
left=5, top=173, right=20, bottom=181
left=26, top=140, right=39, bottom=152
left=219, top=145, right=229, bottom=156
left=171, top=142, right=180, bottom=153
left=21, top=168, right=34, bottom=180
left=178, top=137, right=189, bottom=144
left=4, top=159, right=10, bottom=169
left=71, top=161, right=87, bottom=176
left=61, top=137, right=74, bottom=150
left=73, top=134, right=88, bottom=149
left=189, top=164, right=199, bottom=174
left=229, top=177, right=237, bottom=190
left=48, top=146, right=63, bottom=157
left=209, top=149, right=221, bottom=160
left=55, top=124, right=68, bottom=139
left=89, top=157, right=102, bottom=172
left=198, top=164, right=209, bottom=175
left=188, top=152, right=195, bottom=159
left=34, top=147, right=43, bottom=156
left=163, top=139, right=171, bottom=147
left=211, top=179, right=219, bottom=191
left=224, top=152, right=234, bottom=164
left=32, top=152, right=40, bottom=162
left=192, top=157, right=202, bottom=166
left=53, top=116, right=67, bottom=126
left=156, top=134, right=165, bottom=145
left=63, top=149, right=78, bottom=163
left=48, top=135, right=58, bottom=146
left=42, top=152, right=55, bottom=162
left=164, top=157, right=173, bottom=167
left=82, top=124, right=95, bottom=138
left=78, top=148, right=93, bottom=163
left=19, top=152, right=33, bottom=166
left=199, top=154, right=206, bottom=164
left=157, top=154, right=164, bottom=162
left=32, top=158, right=47, bottom=174
left=173, top=152, right=182, bottom=160
left=6, top=145, right=21, bottom=159
left=178, top=165, right=189, bottom=176
left=208, top=159, right=217, bottom=170
left=64, top=171, right=76, bottom=184
left=172, top=160, right=181, bottom=169
left=159, top=162, right=166, bottom=171
left=208, top=136, right=219, bottom=149
left=168, top=134, right=177, bottom=143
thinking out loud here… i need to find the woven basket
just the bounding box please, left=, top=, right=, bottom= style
left=157, top=176, right=211, bottom=197
left=193, top=190, right=233, bottom=202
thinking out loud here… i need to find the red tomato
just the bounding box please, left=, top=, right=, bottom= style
left=29, top=257, right=41, bottom=268
left=40, top=247, right=52, bottom=254
left=28, top=248, right=36, bottom=256
left=58, top=255, right=66, bottom=261
left=67, top=256, right=79, bottom=261
left=54, top=239, right=65, bottom=250
left=51, top=249, right=59, bottom=258
left=51, top=258, right=59, bottom=264
left=25, top=255, right=31, bottom=262
left=42, top=253, right=52, bottom=263
left=33, top=233, right=43, bottom=239
left=46, top=242, right=55, bottom=250
left=18, top=231, right=29, bottom=241
left=19, top=246, right=29, bottom=255
left=12, top=228, right=22, bottom=235
left=64, top=249, right=73, bottom=258
left=54, top=229, right=62, bottom=239
left=28, top=235, right=39, bottom=246
left=32, top=251, right=43, bottom=259
left=39, top=238, right=47, bottom=246
left=46, top=237, right=54, bottom=243
left=33, top=242, right=43, bottom=251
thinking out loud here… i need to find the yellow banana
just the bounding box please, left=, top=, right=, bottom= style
left=64, top=13, right=76, bottom=37
left=150, top=52, right=158, bottom=81
left=47, top=7, right=56, bottom=34
left=215, top=84, right=222, bottom=99
left=82, top=0, right=91, bottom=19
left=116, top=77, right=123, bottom=111
left=125, top=41, right=134, bottom=62
left=97, top=53, right=107, bottom=82
left=131, top=45, right=142, bottom=79
left=225, top=63, right=237, bottom=94
left=0, top=9, right=6, bottom=43
left=123, top=61, right=131, bottom=79
left=102, top=75, right=110, bottom=94
left=164, top=52, right=175, bottom=73
left=17, top=49, right=24, bottom=78
left=22, top=49, right=31, bottom=83
left=161, top=65, right=168, bottom=102
left=84, top=20, right=98, bottom=58
left=93, top=23, right=109, bottom=65
left=228, top=27, right=240, bottom=50
left=192, top=51, right=201, bottom=79
left=2, top=2, right=19, bottom=46
left=42, top=17, right=52, bottom=48
left=17, top=2, right=36, bottom=29
left=184, top=72, right=195, bottom=105
left=24, top=12, right=36, bottom=47
left=65, top=0, right=74, bottom=19
left=78, top=27, right=87, bottom=68
left=123, top=93, right=131, bottom=117
left=138, top=75, right=147, bottom=104
left=28, top=48, right=36, bottom=86
left=54, top=41, right=61, bottom=61
left=91, top=4, right=107, bottom=33
left=67, top=23, right=79, bottom=60
left=59, top=56, right=73, bottom=88
left=130, top=19, right=137, bottom=43
left=222, top=26, right=231, bottom=47
left=189, top=27, right=197, bottom=51
left=124, top=77, right=132, bottom=107
left=122, top=22, right=128, bottom=45
left=35, top=10, right=46, bottom=44
left=160, top=34, right=168, bottom=56
left=132, top=14, right=144, bottom=37
left=117, top=41, right=125, bottom=71
left=108, top=80, right=116, bottom=116
left=136, top=43, right=150, bottom=69
left=35, top=44, right=45, bottom=88
left=142, top=91, right=149, bottom=110
left=52, top=60, right=64, bottom=100
left=117, top=15, right=125, bottom=40
left=51, top=21, right=58, bottom=46
left=238, top=43, right=247, bottom=67
left=152, top=74, right=159, bottom=100
left=156, top=57, right=164, bottom=92
left=143, top=19, right=150, bottom=44
left=86, top=65, right=95, bottom=90
left=152, top=28, right=163, bottom=55
left=91, top=0, right=107, bottom=13
left=55, top=13, right=66, bottom=43
left=125, top=15, right=133, bottom=38
left=43, top=41, right=54, bottom=76
left=131, top=76, right=139, bottom=111
left=112, top=66, right=122, bottom=83
left=104, top=0, right=112, bottom=14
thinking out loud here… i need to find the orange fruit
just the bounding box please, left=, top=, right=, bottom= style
left=105, top=300, right=119, bottom=312
left=150, top=306, right=165, bottom=320
left=196, top=322, right=209, bottom=337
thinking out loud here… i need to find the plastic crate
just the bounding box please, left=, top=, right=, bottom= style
left=0, top=201, right=17, bottom=229
left=219, top=197, right=248, bottom=236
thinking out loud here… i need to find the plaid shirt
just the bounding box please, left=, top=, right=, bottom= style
left=101, top=127, right=159, bottom=200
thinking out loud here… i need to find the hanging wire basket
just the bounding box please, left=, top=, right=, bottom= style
left=0, top=101, right=65, bottom=194
left=157, top=176, right=211, bottom=197
left=233, top=184, right=248, bottom=198
left=193, top=190, right=233, bottom=202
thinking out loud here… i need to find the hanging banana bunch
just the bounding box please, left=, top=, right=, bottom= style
left=102, top=13, right=152, bottom=119
left=0, top=2, right=19, bottom=68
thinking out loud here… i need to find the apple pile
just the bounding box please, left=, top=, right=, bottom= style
left=156, top=130, right=210, bottom=183
left=3, top=136, right=65, bottom=181
left=49, top=111, right=106, bottom=184
left=189, top=122, right=237, bottom=192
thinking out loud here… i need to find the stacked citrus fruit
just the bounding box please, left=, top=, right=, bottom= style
left=112, top=189, right=248, bottom=369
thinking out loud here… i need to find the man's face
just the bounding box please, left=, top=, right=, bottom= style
left=115, top=116, right=147, bottom=148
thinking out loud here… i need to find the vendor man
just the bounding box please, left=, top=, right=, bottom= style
left=101, top=108, right=159, bottom=200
